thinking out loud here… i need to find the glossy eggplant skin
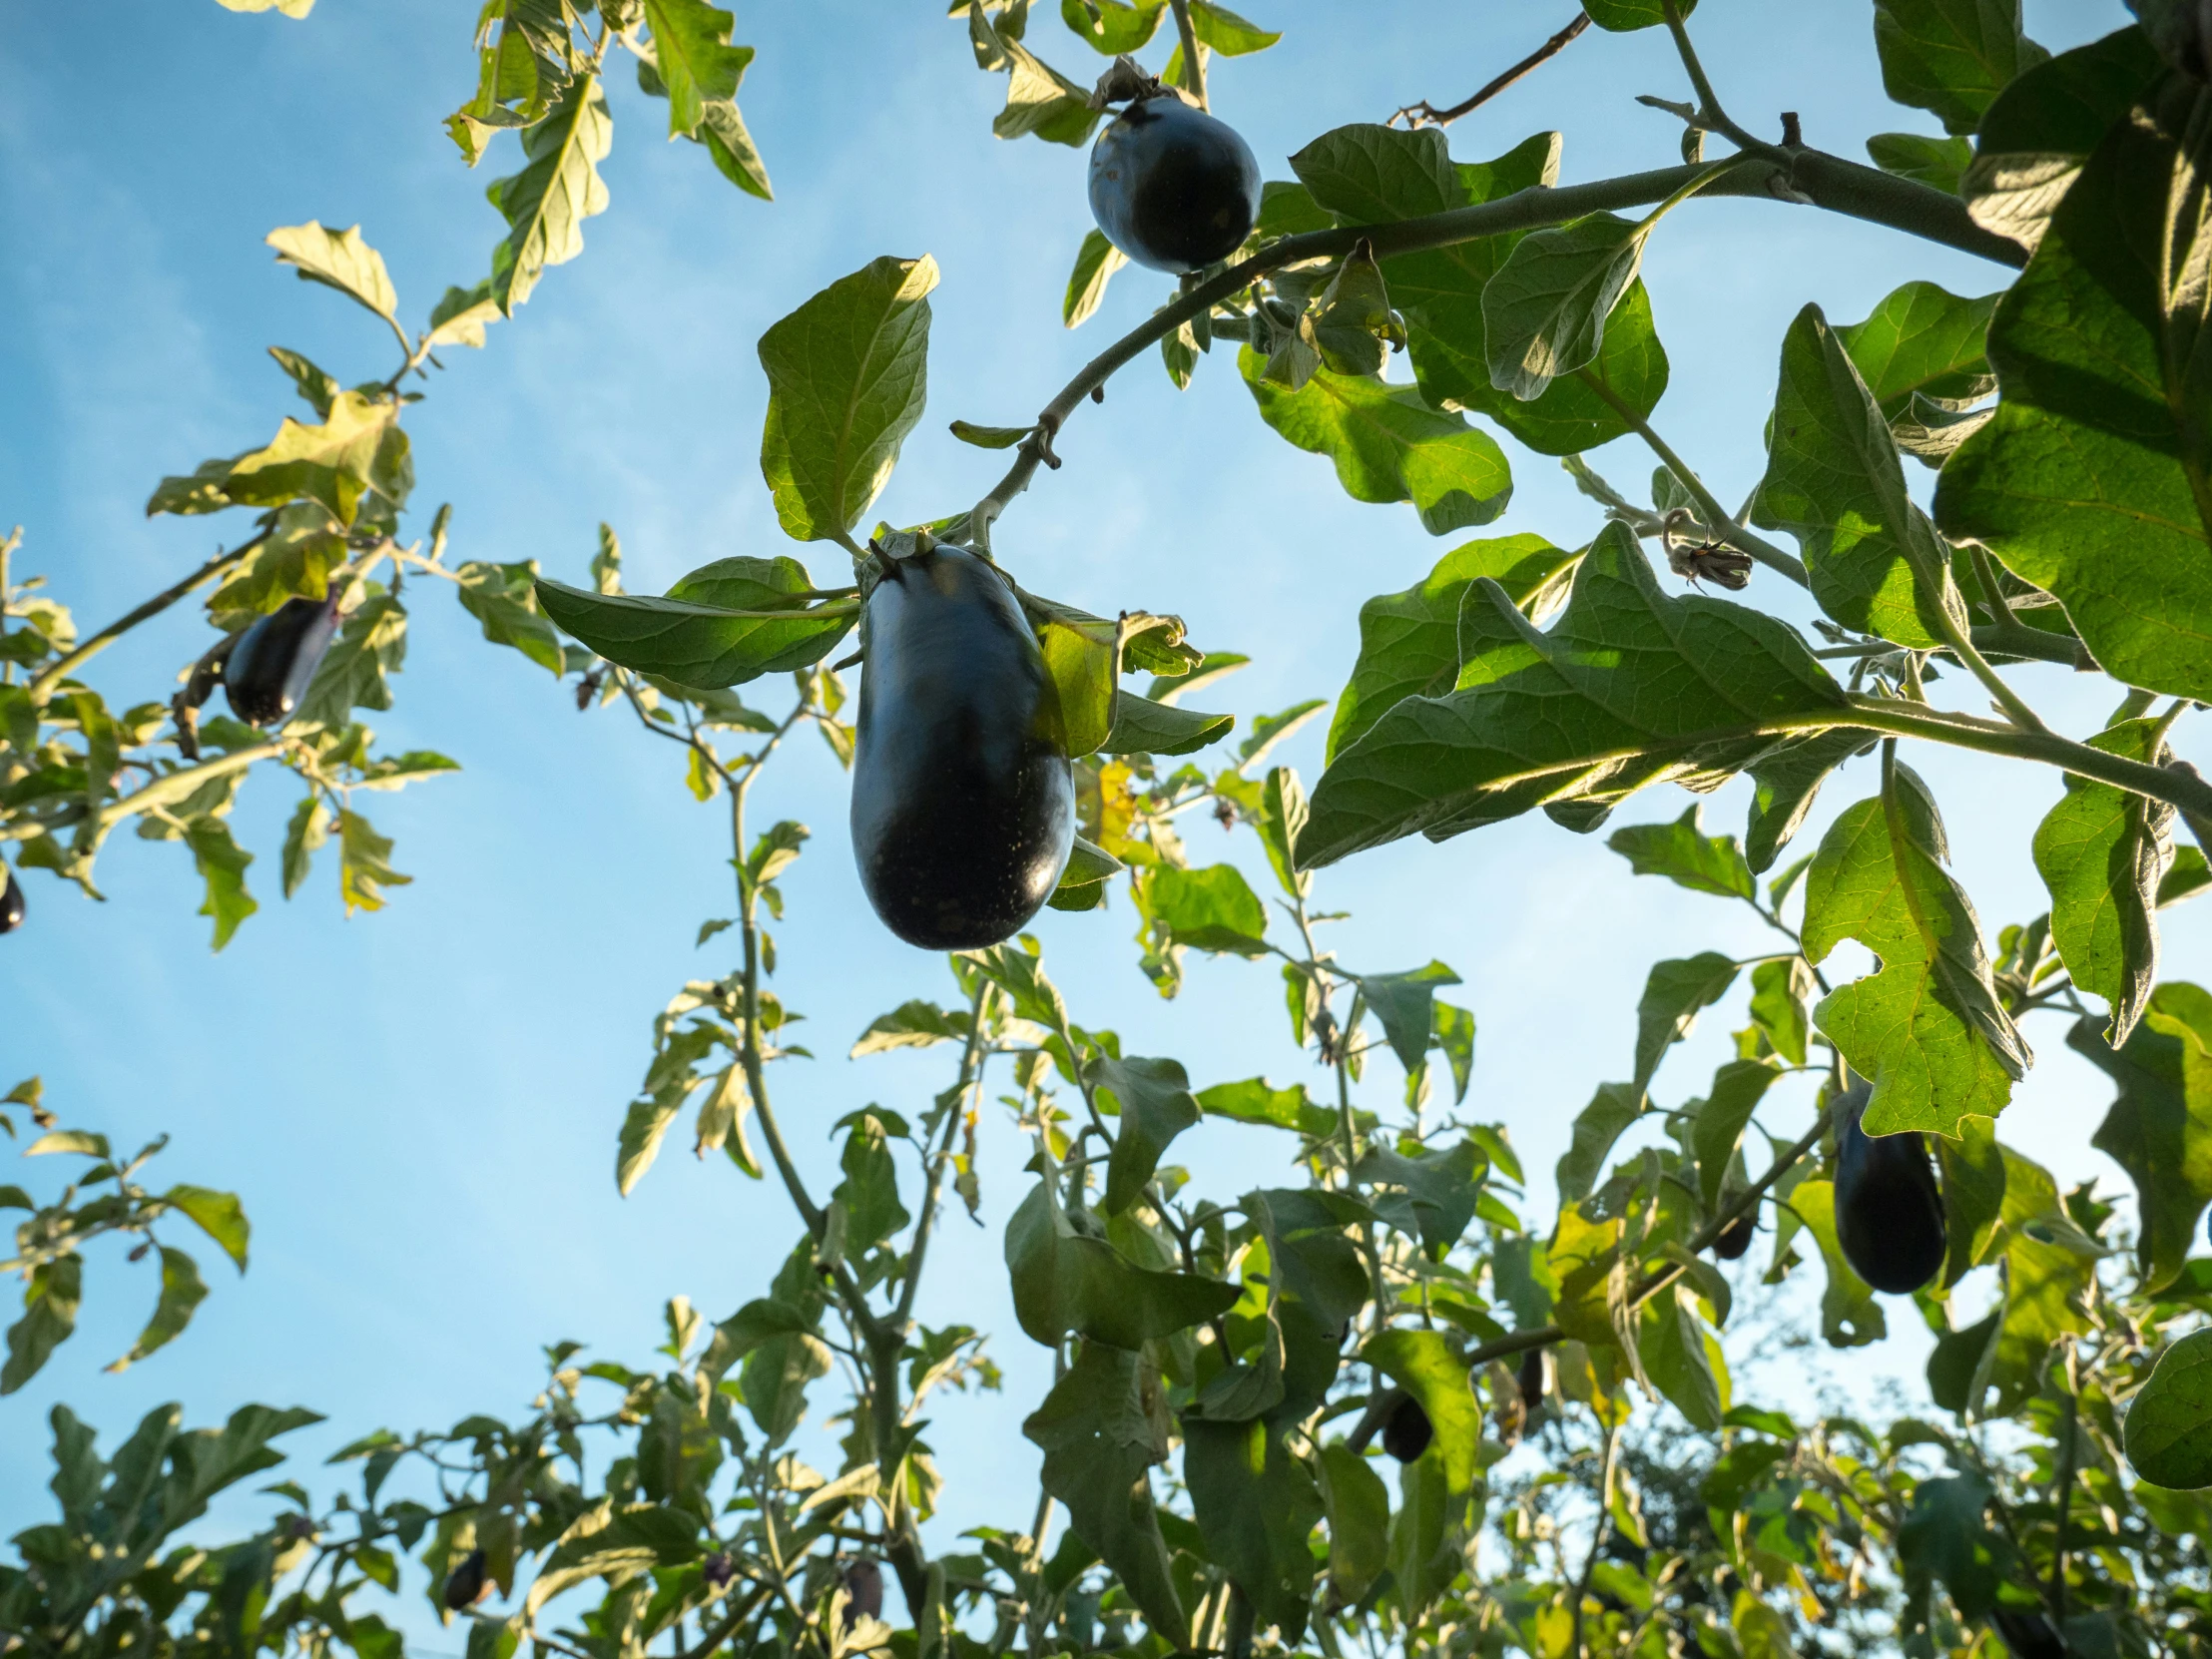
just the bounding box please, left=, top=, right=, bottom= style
left=1382, top=1394, right=1433, bottom=1462
left=1713, top=1212, right=1756, bottom=1261
left=224, top=593, right=343, bottom=728
left=1088, top=94, right=1262, bottom=275
left=849, top=544, right=1074, bottom=951
left=1517, top=1348, right=1545, bottom=1410
left=0, top=867, right=24, bottom=936
left=1834, top=1079, right=1948, bottom=1294
left=1990, top=1610, right=2066, bottom=1659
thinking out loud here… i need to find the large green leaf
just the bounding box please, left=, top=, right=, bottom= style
left=265, top=222, right=398, bottom=325
left=1363, top=1328, right=1482, bottom=1501
left=1554, top=1081, right=1640, bottom=1205
left=1023, top=1342, right=1188, bottom=1644
left=2, top=1254, right=82, bottom=1393
left=1754, top=303, right=1956, bottom=648
left=535, top=578, right=854, bottom=688
left=1802, top=762, right=2029, bottom=1137
left=1090, top=1056, right=1201, bottom=1215
left=1836, top=280, right=1998, bottom=414
left=1607, top=804, right=1754, bottom=899
left=1299, top=522, right=1849, bottom=867
left=1960, top=27, right=2164, bottom=250
left=1481, top=212, right=1649, bottom=402
left=642, top=0, right=752, bottom=137
left=295, top=592, right=406, bottom=729
left=1872, top=0, right=2046, bottom=135
left=1318, top=1439, right=1389, bottom=1602
left=759, top=256, right=938, bottom=542
left=1744, top=728, right=1875, bottom=874
left=1936, top=84, right=2212, bottom=700
left=1240, top=347, right=1511, bottom=535
left=1637, top=1283, right=1725, bottom=1430
left=1135, top=860, right=1268, bottom=954
left=1633, top=953, right=1739, bottom=1095
left=2125, top=1329, right=2212, bottom=1488
left=2078, top=984, right=2212, bottom=1292
left=1184, top=1416, right=1323, bottom=1639
left=1583, top=0, right=1694, bottom=29
left=1325, top=533, right=1576, bottom=763
left=1790, top=1180, right=1885, bottom=1348
left=1004, top=1180, right=1238, bottom=1351
left=456, top=561, right=565, bottom=675
left=2034, top=719, right=2176, bottom=1044
left=115, top=1248, right=210, bottom=1369
left=486, top=73, right=612, bottom=314
left=1692, top=1059, right=1783, bottom=1211
left=1355, top=960, right=1460, bottom=1075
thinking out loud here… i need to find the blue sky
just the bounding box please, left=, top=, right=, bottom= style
left=0, top=0, right=2175, bottom=1616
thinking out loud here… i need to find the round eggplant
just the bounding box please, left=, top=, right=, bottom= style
left=224, top=592, right=344, bottom=728
left=1088, top=93, right=1262, bottom=274
left=0, top=866, right=23, bottom=935
left=1834, top=1078, right=1947, bottom=1294
left=1713, top=1211, right=1756, bottom=1260
left=1990, top=1609, right=2066, bottom=1659
left=849, top=543, right=1074, bottom=950
left=1381, top=1393, right=1433, bottom=1462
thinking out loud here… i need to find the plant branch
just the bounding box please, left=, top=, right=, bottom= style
left=1660, top=0, right=1761, bottom=152
left=1168, top=0, right=1206, bottom=109
left=894, top=977, right=992, bottom=1328
left=966, top=157, right=2016, bottom=545
left=1570, top=1416, right=1622, bottom=1659
left=29, top=535, right=270, bottom=701
left=1390, top=10, right=1591, bottom=129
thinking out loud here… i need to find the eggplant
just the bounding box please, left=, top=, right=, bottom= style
left=1381, top=1394, right=1432, bottom=1462
left=1834, top=1078, right=1947, bottom=1295
left=441, top=1548, right=488, bottom=1611
left=1990, top=1609, right=2067, bottom=1659
left=0, top=867, right=23, bottom=935
left=1088, top=93, right=1262, bottom=274
left=1714, top=1211, right=1757, bottom=1260
left=224, top=592, right=343, bottom=728
left=849, top=543, right=1074, bottom=950
left=842, top=1560, right=883, bottom=1629
left=1517, top=1348, right=1545, bottom=1410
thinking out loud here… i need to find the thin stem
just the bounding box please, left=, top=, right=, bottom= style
left=88, top=742, right=287, bottom=835
left=1391, top=11, right=1590, bottom=129
left=1569, top=1416, right=1622, bottom=1659
left=28, top=536, right=268, bottom=700
left=1660, top=0, right=1761, bottom=152
left=2049, top=1351, right=2080, bottom=1618
left=0, top=525, right=16, bottom=687
left=895, top=978, right=992, bottom=1327
left=1572, top=368, right=1809, bottom=587
left=1168, top=0, right=1206, bottom=109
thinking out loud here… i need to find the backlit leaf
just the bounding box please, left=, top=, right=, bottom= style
left=486, top=73, right=612, bottom=315
left=2078, top=985, right=2212, bottom=1292
left=1872, top=0, right=2047, bottom=135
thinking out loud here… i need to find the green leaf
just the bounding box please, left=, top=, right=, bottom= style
left=617, top=1096, right=683, bottom=1197
left=1195, top=1078, right=1337, bottom=1137
left=185, top=818, right=258, bottom=950
left=986, top=31, right=1100, bottom=146
left=1363, top=1328, right=1482, bottom=1500
left=1872, top=0, right=2046, bottom=136
left=1583, top=0, right=1694, bottom=28
left=1254, top=767, right=1309, bottom=899
left=210, top=502, right=346, bottom=615
left=1748, top=956, right=1816, bottom=1067
left=1744, top=728, right=1874, bottom=874
left=1239, top=346, right=1512, bottom=536
left=850, top=1000, right=965, bottom=1057
left=1022, top=1342, right=1188, bottom=1646
left=1802, top=763, right=2030, bottom=1136
left=113, top=1247, right=210, bottom=1370
left=426, top=280, right=504, bottom=348
left=1866, top=132, right=1975, bottom=192
left=1753, top=302, right=1957, bottom=648
left=947, top=420, right=1030, bottom=449
left=2078, top=985, right=2212, bottom=1292
left=1482, top=212, right=1649, bottom=402
left=1319, top=1439, right=1389, bottom=1601
left=295, top=592, right=406, bottom=729
left=1059, top=0, right=1166, bottom=54
left=1038, top=615, right=1117, bottom=759
left=265, top=222, right=399, bottom=325
left=2, top=1254, right=81, bottom=1393
left=535, top=580, right=854, bottom=689
left=1432, top=1001, right=1475, bottom=1104
left=832, top=1110, right=910, bottom=1254
left=336, top=808, right=409, bottom=914
left=1790, top=1180, right=1885, bottom=1347
left=1100, top=691, right=1233, bottom=757
left=457, top=561, right=566, bottom=675
left=154, top=392, right=398, bottom=528
left=1091, top=1056, right=1201, bottom=1215
left=1835, top=280, right=1999, bottom=418
left=692, top=99, right=773, bottom=199
left=1062, top=228, right=1127, bottom=328
left=1959, top=27, right=2163, bottom=251
left=1238, top=700, right=1324, bottom=769
left=965, top=941, right=1067, bottom=1029
left=1356, top=1140, right=1483, bottom=1257
left=1692, top=1059, right=1782, bottom=1212
left=166, top=1184, right=251, bottom=1270
left=1184, top=1416, right=1321, bottom=1639
left=1356, top=961, right=1459, bottom=1075
left=2033, top=719, right=2175, bottom=1044
left=486, top=73, right=612, bottom=315
left=641, top=0, right=753, bottom=137
left=1637, top=1284, right=1725, bottom=1429
left=759, top=256, right=938, bottom=541
left=268, top=345, right=339, bottom=417
left=1607, top=804, right=1754, bottom=899
left=1136, top=861, right=1268, bottom=954
left=1326, top=533, right=1577, bottom=764
left=1290, top=121, right=1461, bottom=225
left=1299, top=522, right=1850, bottom=867
left=1004, top=1179, right=1238, bottom=1351
left=1634, top=952, right=1739, bottom=1094
left=1555, top=1081, right=1641, bottom=1205
left=1935, top=1112, right=2007, bottom=1289
left=2126, top=1329, right=2212, bottom=1488
left=1935, top=86, right=2212, bottom=700
left=1895, top=1472, right=2001, bottom=1617
left=1189, top=0, right=1278, bottom=53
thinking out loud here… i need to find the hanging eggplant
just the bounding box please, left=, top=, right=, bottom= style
left=1088, top=92, right=1262, bottom=274
left=1381, top=1393, right=1433, bottom=1462
left=1834, top=1077, right=1947, bottom=1295
left=849, top=543, right=1074, bottom=950
left=1713, top=1211, right=1757, bottom=1260
left=224, top=591, right=344, bottom=728
left=0, top=866, right=24, bottom=935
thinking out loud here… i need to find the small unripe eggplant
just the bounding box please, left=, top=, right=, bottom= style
left=1517, top=1348, right=1545, bottom=1410
left=442, top=1548, right=489, bottom=1611
left=224, top=592, right=343, bottom=728
left=1381, top=1393, right=1432, bottom=1462
left=1834, top=1080, right=1947, bottom=1295
left=1990, top=1609, right=2066, bottom=1659
left=1088, top=94, right=1262, bottom=274
left=1713, top=1211, right=1756, bottom=1260
left=0, top=867, right=22, bottom=936
left=849, top=543, right=1074, bottom=950
left=842, top=1559, right=883, bottom=1628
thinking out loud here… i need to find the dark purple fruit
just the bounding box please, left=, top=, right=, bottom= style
left=1991, top=1609, right=2066, bottom=1659
left=224, top=592, right=343, bottom=728
left=849, top=543, right=1073, bottom=950
left=1381, top=1394, right=1432, bottom=1462
left=1834, top=1079, right=1947, bottom=1295
left=1518, top=1348, right=1545, bottom=1410
left=0, top=867, right=22, bottom=935
left=442, top=1548, right=488, bottom=1611
left=1088, top=94, right=1263, bottom=274
left=1714, top=1211, right=1756, bottom=1260
left=843, top=1559, right=883, bottom=1628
